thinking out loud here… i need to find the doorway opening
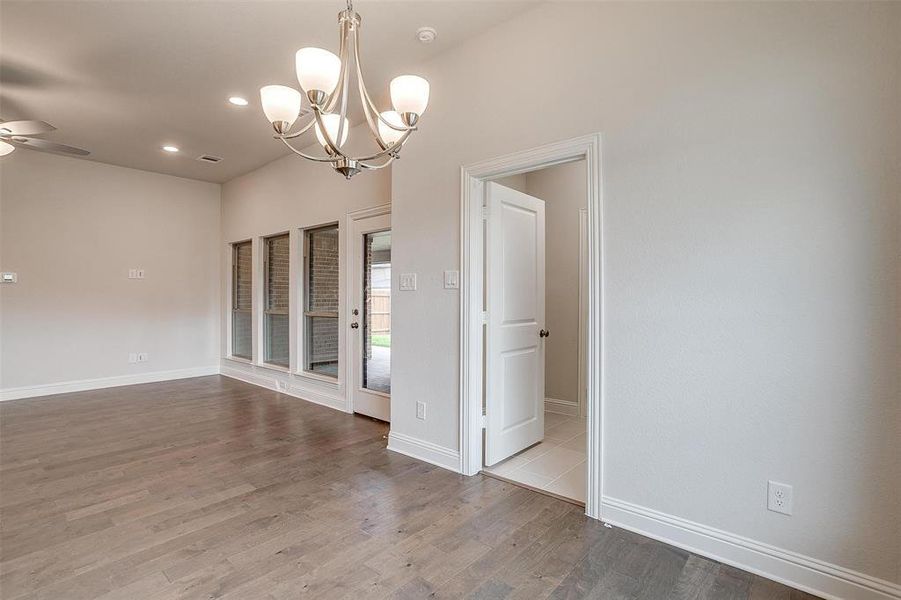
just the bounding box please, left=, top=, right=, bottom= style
left=480, top=161, right=589, bottom=504
left=459, top=134, right=603, bottom=519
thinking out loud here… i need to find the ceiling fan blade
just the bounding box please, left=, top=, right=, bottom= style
left=0, top=120, right=56, bottom=136
left=10, top=137, right=90, bottom=156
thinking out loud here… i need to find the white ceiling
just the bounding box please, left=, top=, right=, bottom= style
left=0, top=1, right=539, bottom=183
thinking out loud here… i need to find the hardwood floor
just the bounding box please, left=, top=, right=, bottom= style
left=0, top=376, right=820, bottom=600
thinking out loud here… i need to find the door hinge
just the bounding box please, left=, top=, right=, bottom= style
left=481, top=206, right=490, bottom=220
left=481, top=311, right=489, bottom=324
left=481, top=414, right=487, bottom=429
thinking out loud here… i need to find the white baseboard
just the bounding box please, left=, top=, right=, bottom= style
left=601, top=496, right=901, bottom=600
left=0, top=366, right=221, bottom=402
left=219, top=360, right=348, bottom=413
left=545, top=396, right=580, bottom=416
left=387, top=431, right=461, bottom=473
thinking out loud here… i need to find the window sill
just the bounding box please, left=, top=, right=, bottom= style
left=223, top=358, right=340, bottom=389
left=293, top=370, right=341, bottom=387
left=224, top=356, right=253, bottom=365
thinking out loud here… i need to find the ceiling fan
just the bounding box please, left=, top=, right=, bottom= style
left=0, top=120, right=90, bottom=157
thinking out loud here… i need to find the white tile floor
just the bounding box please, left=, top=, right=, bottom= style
left=483, top=411, right=587, bottom=503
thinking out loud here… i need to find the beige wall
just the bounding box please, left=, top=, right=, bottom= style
left=497, top=161, right=588, bottom=409
left=494, top=173, right=527, bottom=194
left=390, top=0, right=900, bottom=585
left=0, top=150, right=220, bottom=392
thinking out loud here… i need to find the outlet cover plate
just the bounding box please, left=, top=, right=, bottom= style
left=767, top=480, right=793, bottom=515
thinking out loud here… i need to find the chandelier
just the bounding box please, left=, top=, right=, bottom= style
left=259, top=0, right=430, bottom=179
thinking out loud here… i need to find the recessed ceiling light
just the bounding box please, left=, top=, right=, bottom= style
left=416, top=27, right=437, bottom=44
left=229, top=96, right=249, bottom=106
left=162, top=145, right=179, bottom=153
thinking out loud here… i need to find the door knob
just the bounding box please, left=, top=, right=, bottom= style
left=351, top=322, right=359, bottom=329
left=539, top=329, right=550, bottom=338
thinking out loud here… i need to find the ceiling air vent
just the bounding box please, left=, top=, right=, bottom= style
left=197, top=154, right=223, bottom=163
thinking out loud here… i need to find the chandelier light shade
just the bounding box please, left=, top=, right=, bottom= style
left=295, top=48, right=342, bottom=97
left=260, top=85, right=303, bottom=132
left=315, top=114, right=350, bottom=148
left=390, top=75, right=430, bottom=117
left=377, top=111, right=405, bottom=145
left=258, top=0, right=429, bottom=179
left=0, top=141, right=14, bottom=156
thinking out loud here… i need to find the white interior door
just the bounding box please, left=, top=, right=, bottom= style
left=485, top=182, right=546, bottom=466
left=350, top=213, right=391, bottom=421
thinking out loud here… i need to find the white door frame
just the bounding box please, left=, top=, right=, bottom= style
left=344, top=203, right=392, bottom=415
left=459, top=133, right=604, bottom=520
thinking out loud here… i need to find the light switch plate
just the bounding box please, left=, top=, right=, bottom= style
left=0, top=272, right=17, bottom=284
left=444, top=270, right=459, bottom=289
left=399, top=273, right=417, bottom=291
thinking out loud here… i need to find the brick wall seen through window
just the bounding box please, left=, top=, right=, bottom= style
left=304, top=226, right=339, bottom=377
left=232, top=241, right=252, bottom=359
left=264, top=234, right=289, bottom=367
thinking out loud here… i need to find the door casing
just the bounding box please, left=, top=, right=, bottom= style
left=459, top=133, right=604, bottom=520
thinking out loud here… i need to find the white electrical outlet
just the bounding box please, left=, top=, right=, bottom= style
left=137, top=352, right=149, bottom=363
left=128, top=269, right=137, bottom=279
left=767, top=480, right=793, bottom=515
left=416, top=401, right=426, bottom=420
left=136, top=269, right=145, bottom=279
left=128, top=353, right=137, bottom=364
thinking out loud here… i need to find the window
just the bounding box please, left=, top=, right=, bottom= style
left=303, top=225, right=339, bottom=378
left=231, top=240, right=252, bottom=359
left=363, top=231, right=391, bottom=394
left=264, top=234, right=290, bottom=367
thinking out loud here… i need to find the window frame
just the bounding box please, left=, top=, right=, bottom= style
left=302, top=223, right=340, bottom=379
left=230, top=240, right=253, bottom=360
left=263, top=232, right=290, bottom=368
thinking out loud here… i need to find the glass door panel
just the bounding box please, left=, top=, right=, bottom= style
left=362, top=231, right=391, bottom=394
